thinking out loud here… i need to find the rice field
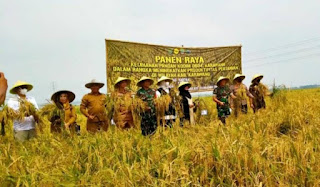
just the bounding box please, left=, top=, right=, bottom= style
left=0, top=88, right=320, bottom=186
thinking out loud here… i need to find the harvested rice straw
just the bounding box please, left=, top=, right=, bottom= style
left=155, top=94, right=171, bottom=126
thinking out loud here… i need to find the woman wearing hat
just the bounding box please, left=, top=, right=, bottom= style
left=213, top=77, right=233, bottom=125
left=156, top=76, right=176, bottom=127
left=136, top=76, right=157, bottom=136
left=112, top=77, right=134, bottom=129
left=230, top=74, right=254, bottom=116
left=49, top=90, right=79, bottom=134
left=179, top=81, right=195, bottom=126
left=249, top=74, right=271, bottom=113
left=80, top=79, right=108, bottom=133
left=7, top=80, right=39, bottom=141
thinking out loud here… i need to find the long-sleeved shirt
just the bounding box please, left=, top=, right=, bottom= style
left=230, top=83, right=254, bottom=105
left=7, top=95, right=39, bottom=131
left=80, top=93, right=107, bottom=122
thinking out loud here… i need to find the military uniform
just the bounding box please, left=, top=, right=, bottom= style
left=136, top=88, right=157, bottom=136
left=213, top=86, right=231, bottom=124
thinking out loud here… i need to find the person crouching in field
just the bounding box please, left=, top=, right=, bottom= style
left=213, top=77, right=232, bottom=125
left=112, top=77, right=134, bottom=129
left=80, top=79, right=108, bottom=133
left=249, top=74, right=271, bottom=113
left=230, top=74, right=254, bottom=117
left=179, top=82, right=196, bottom=126
left=49, top=90, right=79, bottom=134
left=156, top=76, right=176, bottom=128
left=7, top=81, right=39, bottom=141
left=136, top=76, right=157, bottom=136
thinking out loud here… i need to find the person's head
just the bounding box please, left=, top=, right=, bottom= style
left=142, top=80, right=152, bottom=88
left=17, top=86, right=29, bottom=96
left=59, top=93, right=69, bottom=104
left=90, top=84, right=101, bottom=94
left=234, top=78, right=243, bottom=84
left=219, top=79, right=228, bottom=87
left=118, top=80, right=128, bottom=89
left=184, top=85, right=190, bottom=90
left=252, top=74, right=263, bottom=85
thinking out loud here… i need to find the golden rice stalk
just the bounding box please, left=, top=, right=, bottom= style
left=155, top=94, right=172, bottom=125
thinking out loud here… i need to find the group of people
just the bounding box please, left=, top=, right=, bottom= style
left=213, top=74, right=270, bottom=124
left=0, top=72, right=270, bottom=141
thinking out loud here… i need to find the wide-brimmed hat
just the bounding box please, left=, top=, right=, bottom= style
left=178, top=81, right=192, bottom=89
left=51, top=90, right=76, bottom=104
left=137, top=76, right=154, bottom=87
left=233, top=74, right=246, bottom=82
left=252, top=74, right=264, bottom=83
left=157, top=76, right=173, bottom=85
left=217, top=76, right=230, bottom=85
left=10, top=80, right=33, bottom=94
left=114, top=77, right=131, bottom=88
left=85, top=79, right=105, bottom=88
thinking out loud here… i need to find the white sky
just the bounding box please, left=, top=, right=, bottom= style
left=1, top=0, right=319, bottom=103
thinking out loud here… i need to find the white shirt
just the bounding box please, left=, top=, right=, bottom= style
left=7, top=95, right=39, bottom=131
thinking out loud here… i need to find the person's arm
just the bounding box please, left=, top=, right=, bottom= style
left=65, top=107, right=77, bottom=128
left=0, top=72, right=8, bottom=105
left=213, top=88, right=224, bottom=106
left=156, top=90, right=161, bottom=98
left=80, top=95, right=89, bottom=117
left=244, top=85, right=254, bottom=108
left=213, top=96, right=224, bottom=106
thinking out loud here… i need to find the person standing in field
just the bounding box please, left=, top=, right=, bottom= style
left=112, top=77, right=134, bottom=129
left=80, top=79, right=108, bottom=133
left=7, top=81, right=39, bottom=141
left=213, top=77, right=232, bottom=125
left=0, top=72, right=8, bottom=105
left=49, top=90, right=79, bottom=134
left=249, top=74, right=271, bottom=113
left=156, top=76, right=176, bottom=127
left=179, top=81, right=196, bottom=126
left=136, top=76, right=157, bottom=136
left=230, top=74, right=254, bottom=117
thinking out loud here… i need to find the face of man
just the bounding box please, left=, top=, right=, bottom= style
left=142, top=80, right=151, bottom=88
left=119, top=81, right=128, bottom=89
left=90, top=85, right=100, bottom=93
left=220, top=80, right=227, bottom=87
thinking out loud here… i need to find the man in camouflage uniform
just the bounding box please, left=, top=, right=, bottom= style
left=213, top=76, right=234, bottom=124
left=136, top=76, right=157, bottom=136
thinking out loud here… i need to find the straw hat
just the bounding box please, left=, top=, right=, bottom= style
left=10, top=80, right=33, bottom=94
left=216, top=76, right=230, bottom=85
left=114, top=77, right=131, bottom=88
left=252, top=74, right=264, bottom=83
left=137, top=76, right=154, bottom=87
left=85, top=79, right=105, bottom=88
left=233, top=74, right=246, bottom=82
left=51, top=90, right=76, bottom=104
left=156, top=76, right=173, bottom=85
left=178, top=82, right=192, bottom=89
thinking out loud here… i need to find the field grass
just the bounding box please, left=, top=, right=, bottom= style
left=0, top=88, right=320, bottom=186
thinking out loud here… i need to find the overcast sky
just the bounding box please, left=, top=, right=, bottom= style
left=1, top=0, right=319, bottom=104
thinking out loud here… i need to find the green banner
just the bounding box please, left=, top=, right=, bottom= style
left=106, top=39, right=242, bottom=92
